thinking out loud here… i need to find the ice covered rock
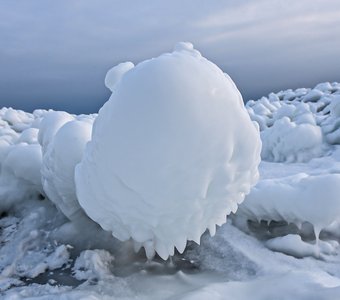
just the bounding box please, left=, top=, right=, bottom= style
left=39, top=111, right=94, bottom=220
left=75, top=42, right=261, bottom=260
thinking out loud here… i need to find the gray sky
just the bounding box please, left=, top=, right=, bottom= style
left=1, top=0, right=340, bottom=113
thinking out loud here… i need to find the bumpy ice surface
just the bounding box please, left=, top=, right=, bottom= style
left=75, top=42, right=261, bottom=260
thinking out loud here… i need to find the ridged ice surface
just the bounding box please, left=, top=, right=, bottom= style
left=75, top=43, right=261, bottom=260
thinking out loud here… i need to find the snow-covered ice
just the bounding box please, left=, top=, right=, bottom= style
left=1, top=44, right=340, bottom=299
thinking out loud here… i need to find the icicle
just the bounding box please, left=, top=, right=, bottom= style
left=133, top=241, right=142, bottom=253
left=175, top=236, right=187, bottom=254
left=155, top=239, right=169, bottom=260
left=208, top=223, right=216, bottom=237
left=143, top=241, right=155, bottom=260
left=314, top=225, right=321, bottom=258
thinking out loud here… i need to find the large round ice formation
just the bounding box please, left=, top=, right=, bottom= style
left=39, top=111, right=94, bottom=220
left=75, top=43, right=261, bottom=259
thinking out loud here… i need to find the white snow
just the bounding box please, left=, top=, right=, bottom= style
left=75, top=42, right=261, bottom=260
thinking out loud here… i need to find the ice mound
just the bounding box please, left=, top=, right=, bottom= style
left=39, top=111, right=95, bottom=220
left=0, top=108, right=44, bottom=211
left=75, top=42, right=261, bottom=260
left=265, top=234, right=339, bottom=258
left=73, top=249, right=114, bottom=281
left=246, top=82, right=340, bottom=162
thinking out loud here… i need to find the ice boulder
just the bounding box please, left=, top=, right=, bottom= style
left=75, top=43, right=261, bottom=260
left=39, top=111, right=94, bottom=220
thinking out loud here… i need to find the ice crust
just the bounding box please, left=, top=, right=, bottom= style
left=75, top=43, right=261, bottom=260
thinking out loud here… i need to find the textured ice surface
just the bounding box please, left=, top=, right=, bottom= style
left=76, top=43, right=261, bottom=259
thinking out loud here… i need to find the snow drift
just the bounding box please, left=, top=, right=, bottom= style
left=75, top=42, right=261, bottom=260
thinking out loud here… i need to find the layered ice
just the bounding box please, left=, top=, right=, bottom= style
left=76, top=43, right=261, bottom=260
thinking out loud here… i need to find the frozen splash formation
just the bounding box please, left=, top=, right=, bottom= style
left=75, top=42, right=261, bottom=260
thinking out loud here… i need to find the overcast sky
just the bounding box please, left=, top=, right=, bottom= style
left=1, top=0, right=340, bottom=113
